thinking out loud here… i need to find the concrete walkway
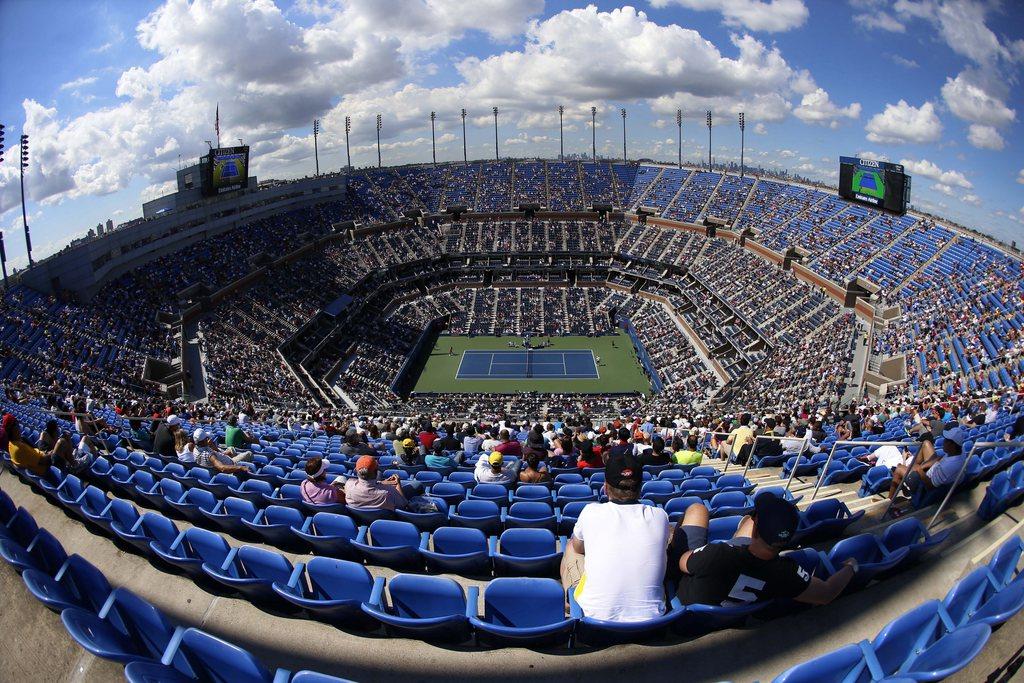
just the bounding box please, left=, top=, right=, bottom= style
left=1, top=466, right=1021, bottom=683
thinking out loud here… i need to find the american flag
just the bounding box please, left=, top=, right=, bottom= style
left=215, top=104, right=220, bottom=145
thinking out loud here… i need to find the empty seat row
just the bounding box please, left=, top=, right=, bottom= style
left=0, top=488, right=350, bottom=682
left=775, top=536, right=1024, bottom=682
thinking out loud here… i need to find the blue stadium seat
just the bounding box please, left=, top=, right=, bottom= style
left=469, top=577, right=575, bottom=647
left=165, top=487, right=219, bottom=525
left=271, top=556, right=375, bottom=627
left=449, top=500, right=503, bottom=535
left=149, top=526, right=232, bottom=580
left=791, top=499, right=865, bottom=546
left=226, top=478, right=275, bottom=504
left=123, top=627, right=282, bottom=682
left=859, top=466, right=893, bottom=497
left=708, top=491, right=753, bottom=518
left=822, top=534, right=910, bottom=590
left=200, top=496, right=260, bottom=537
left=708, top=516, right=743, bottom=543
left=61, top=587, right=181, bottom=665
left=870, top=600, right=990, bottom=680
left=394, top=498, right=449, bottom=532
left=503, top=501, right=557, bottom=531
left=350, top=519, right=423, bottom=569
left=664, top=496, right=708, bottom=523
left=22, top=554, right=113, bottom=614
left=419, top=526, right=490, bottom=575
left=360, top=574, right=472, bottom=642
left=511, top=485, right=553, bottom=503
left=242, top=505, right=307, bottom=547
left=78, top=486, right=115, bottom=531
left=985, top=536, right=1023, bottom=587
left=467, top=483, right=511, bottom=505
left=713, top=474, right=755, bottom=495
left=291, top=512, right=360, bottom=560
left=346, top=506, right=397, bottom=526
left=425, top=482, right=467, bottom=506
left=0, top=528, right=66, bottom=575
left=491, top=528, right=564, bottom=577
left=556, top=501, right=591, bottom=535
left=554, top=484, right=598, bottom=508
left=570, top=590, right=684, bottom=646
left=202, top=545, right=295, bottom=604
left=880, top=517, right=951, bottom=563
left=0, top=507, right=40, bottom=547
left=678, top=478, right=714, bottom=500
left=639, top=480, right=678, bottom=505
left=943, top=566, right=1024, bottom=628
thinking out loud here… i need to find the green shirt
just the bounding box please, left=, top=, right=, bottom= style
left=673, top=449, right=703, bottom=466
left=224, top=425, right=248, bottom=449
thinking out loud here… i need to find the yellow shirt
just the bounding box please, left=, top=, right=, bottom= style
left=729, top=426, right=753, bottom=456
left=9, top=440, right=50, bottom=476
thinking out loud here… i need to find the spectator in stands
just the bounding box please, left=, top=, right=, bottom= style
left=417, top=423, right=438, bottom=452
left=152, top=415, right=181, bottom=459
left=343, top=430, right=377, bottom=458
left=561, top=453, right=669, bottom=621
left=481, top=428, right=502, bottom=453
left=474, top=452, right=518, bottom=484
left=0, top=413, right=13, bottom=452
left=669, top=497, right=857, bottom=606
left=672, top=434, right=703, bottom=466
left=7, top=418, right=64, bottom=476
left=224, top=415, right=254, bottom=450
left=493, top=429, right=523, bottom=457
left=437, top=424, right=462, bottom=453
left=1005, top=411, right=1024, bottom=442
left=129, top=418, right=153, bottom=451
left=35, top=419, right=90, bottom=473
left=175, top=429, right=196, bottom=463
left=716, top=414, right=753, bottom=462
left=639, top=435, right=672, bottom=467
left=424, top=441, right=461, bottom=469
left=858, top=443, right=912, bottom=471
left=300, top=456, right=346, bottom=505
left=889, top=426, right=967, bottom=499
left=397, top=438, right=421, bottom=466
left=463, top=425, right=484, bottom=459
left=192, top=429, right=249, bottom=474
left=576, top=440, right=603, bottom=470
left=519, top=452, right=550, bottom=484
left=344, top=455, right=409, bottom=510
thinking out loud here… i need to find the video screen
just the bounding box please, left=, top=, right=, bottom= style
left=204, top=146, right=249, bottom=195
left=838, top=156, right=910, bottom=214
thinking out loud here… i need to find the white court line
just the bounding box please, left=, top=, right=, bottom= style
left=487, top=350, right=495, bottom=377
left=561, top=352, right=567, bottom=376
left=455, top=349, right=469, bottom=379
left=590, top=349, right=600, bottom=380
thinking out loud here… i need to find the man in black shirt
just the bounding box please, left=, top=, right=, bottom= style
left=669, top=496, right=857, bottom=606
left=152, top=414, right=182, bottom=459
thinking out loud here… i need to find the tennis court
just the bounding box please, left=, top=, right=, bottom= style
left=456, top=349, right=600, bottom=380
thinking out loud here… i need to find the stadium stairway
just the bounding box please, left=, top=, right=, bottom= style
left=4, top=455, right=1023, bottom=683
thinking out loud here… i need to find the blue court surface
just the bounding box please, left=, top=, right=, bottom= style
left=456, top=349, right=600, bottom=380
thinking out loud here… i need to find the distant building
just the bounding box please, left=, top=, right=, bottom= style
left=105, top=219, right=113, bottom=233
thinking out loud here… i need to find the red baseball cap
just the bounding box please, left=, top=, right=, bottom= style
left=355, top=455, right=378, bottom=474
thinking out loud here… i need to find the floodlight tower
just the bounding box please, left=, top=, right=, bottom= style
left=620, top=108, right=627, bottom=163
left=706, top=110, right=712, bottom=171
left=375, top=114, right=382, bottom=168
left=590, top=106, right=597, bottom=161
left=0, top=123, right=6, bottom=288
left=312, top=119, right=320, bottom=177
left=676, top=109, right=682, bottom=169
left=558, top=105, right=564, bottom=161
left=492, top=106, right=499, bottom=160
left=738, top=112, right=746, bottom=178
left=460, top=108, right=468, bottom=165
left=430, top=111, right=437, bottom=166
left=20, top=133, right=32, bottom=267
left=344, top=116, right=351, bottom=169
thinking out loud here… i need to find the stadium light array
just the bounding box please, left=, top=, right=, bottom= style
left=460, top=109, right=468, bottom=165
left=20, top=133, right=32, bottom=268
left=0, top=124, right=6, bottom=287
left=620, top=108, right=627, bottom=163
left=558, top=105, right=564, bottom=161
left=706, top=110, right=712, bottom=172
left=344, top=116, right=351, bottom=169
left=492, top=106, right=499, bottom=160
left=590, top=106, right=597, bottom=161
left=312, top=119, right=320, bottom=177
left=430, top=111, right=437, bottom=166
left=738, top=112, right=745, bottom=178
left=375, top=113, right=382, bottom=168
left=676, top=109, right=682, bottom=170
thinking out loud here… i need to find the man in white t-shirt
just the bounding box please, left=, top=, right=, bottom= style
left=560, top=453, right=670, bottom=622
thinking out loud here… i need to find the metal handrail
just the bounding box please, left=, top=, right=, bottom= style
left=810, top=438, right=922, bottom=501
left=782, top=434, right=813, bottom=493
left=741, top=433, right=810, bottom=479
left=927, top=440, right=1024, bottom=530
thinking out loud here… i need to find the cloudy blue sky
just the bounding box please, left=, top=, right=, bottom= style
left=0, top=0, right=1021, bottom=268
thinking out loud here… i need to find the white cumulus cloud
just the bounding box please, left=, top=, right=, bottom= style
left=900, top=158, right=973, bottom=189
left=865, top=100, right=942, bottom=144
left=967, top=124, right=1004, bottom=150
left=649, top=0, right=808, bottom=32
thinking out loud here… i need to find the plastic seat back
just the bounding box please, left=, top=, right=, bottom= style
left=369, top=520, right=420, bottom=548
left=499, top=528, right=555, bottom=557
left=483, top=577, right=567, bottom=628
left=389, top=574, right=466, bottom=619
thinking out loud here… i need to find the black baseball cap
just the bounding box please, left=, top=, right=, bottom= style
left=753, top=494, right=800, bottom=546
left=605, top=453, right=643, bottom=489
